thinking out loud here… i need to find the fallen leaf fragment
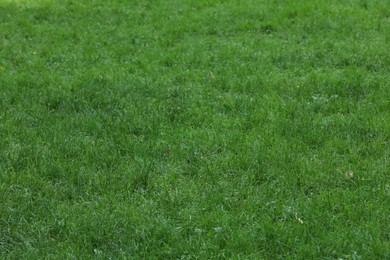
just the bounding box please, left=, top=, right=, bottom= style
left=344, top=170, right=353, bottom=179
left=295, top=212, right=303, bottom=224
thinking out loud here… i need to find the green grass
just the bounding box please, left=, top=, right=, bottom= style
left=1, top=0, right=389, bottom=258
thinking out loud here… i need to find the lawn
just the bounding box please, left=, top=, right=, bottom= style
left=0, top=0, right=389, bottom=258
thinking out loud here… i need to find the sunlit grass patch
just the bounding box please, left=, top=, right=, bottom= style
left=0, top=0, right=52, bottom=7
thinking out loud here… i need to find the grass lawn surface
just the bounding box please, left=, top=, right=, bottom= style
left=0, top=0, right=389, bottom=258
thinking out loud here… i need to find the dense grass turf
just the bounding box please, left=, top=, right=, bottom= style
left=1, top=0, right=389, bottom=258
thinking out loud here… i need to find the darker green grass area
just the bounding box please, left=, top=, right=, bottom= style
left=1, top=0, right=389, bottom=258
